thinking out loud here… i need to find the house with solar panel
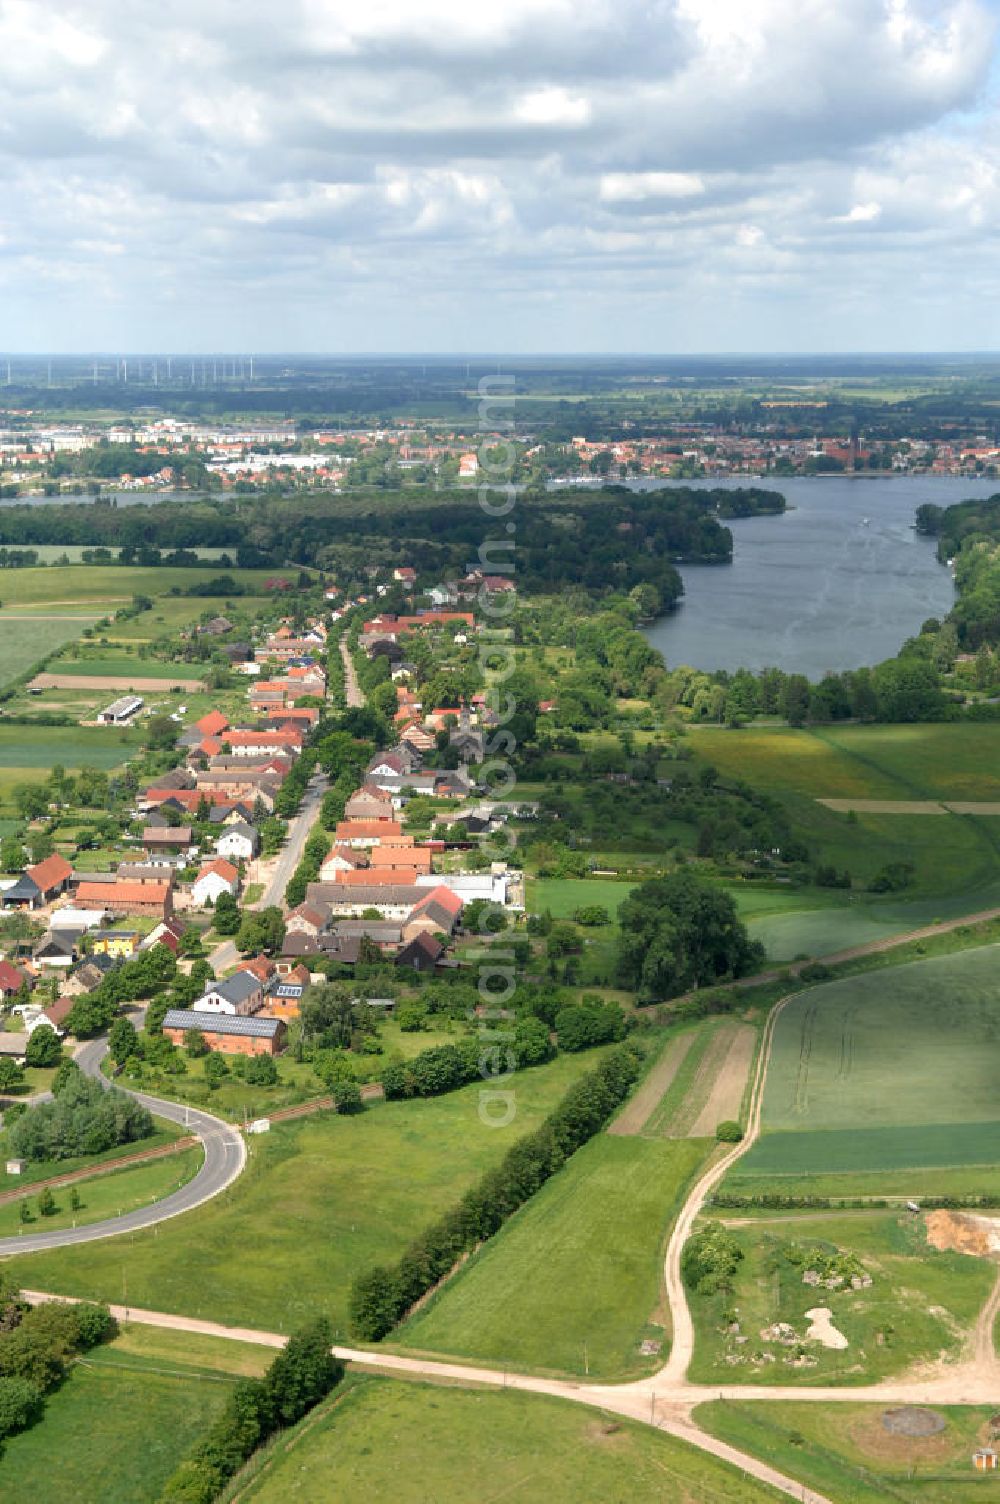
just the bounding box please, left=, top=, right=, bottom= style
left=160, top=1009, right=286, bottom=1058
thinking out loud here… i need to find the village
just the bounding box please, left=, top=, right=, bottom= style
left=0, top=567, right=523, bottom=1080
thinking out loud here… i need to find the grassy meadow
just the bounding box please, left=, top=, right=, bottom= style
left=238, top=1378, right=786, bottom=1504
left=691, top=722, right=1000, bottom=912
left=0, top=722, right=139, bottom=811
left=690, top=722, right=1000, bottom=801
left=0, top=563, right=277, bottom=609
left=697, top=1400, right=1000, bottom=1504
left=688, top=1209, right=993, bottom=1386
left=398, top=1134, right=708, bottom=1378
left=3, top=1052, right=606, bottom=1333
left=0, top=1145, right=202, bottom=1239
left=0, top=615, right=101, bottom=691
left=0, top=1334, right=244, bottom=1502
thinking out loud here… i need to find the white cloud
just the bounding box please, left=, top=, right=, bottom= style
left=514, top=87, right=592, bottom=127
left=0, top=0, right=998, bottom=349
left=835, top=201, right=883, bottom=222
left=600, top=172, right=705, bottom=202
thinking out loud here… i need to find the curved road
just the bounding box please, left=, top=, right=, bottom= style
left=0, top=1034, right=246, bottom=1256
left=18, top=912, right=1000, bottom=1501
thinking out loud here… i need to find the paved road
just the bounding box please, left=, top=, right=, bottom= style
left=209, top=771, right=328, bottom=973
left=0, top=1034, right=246, bottom=1256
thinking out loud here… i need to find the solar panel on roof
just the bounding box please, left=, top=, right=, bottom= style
left=162, top=1009, right=281, bottom=1038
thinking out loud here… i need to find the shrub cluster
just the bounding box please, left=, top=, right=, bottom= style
left=379, top=1007, right=620, bottom=1102
left=160, top=1319, right=342, bottom=1503
left=681, top=1221, right=745, bottom=1296
left=9, top=1069, right=153, bottom=1162
left=0, top=1279, right=116, bottom=1445
left=554, top=999, right=627, bottom=1052
left=350, top=1044, right=641, bottom=1340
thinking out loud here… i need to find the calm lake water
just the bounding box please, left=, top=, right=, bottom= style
left=633, top=476, right=1000, bottom=676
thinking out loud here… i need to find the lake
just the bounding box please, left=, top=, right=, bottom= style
left=635, top=476, right=999, bottom=676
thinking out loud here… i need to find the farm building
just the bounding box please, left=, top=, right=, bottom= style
left=0, top=874, right=43, bottom=911
left=75, top=879, right=173, bottom=922
left=142, top=827, right=194, bottom=855
left=32, top=931, right=78, bottom=968
left=97, top=694, right=144, bottom=725
left=161, top=1009, right=286, bottom=1057
left=26, top=854, right=74, bottom=904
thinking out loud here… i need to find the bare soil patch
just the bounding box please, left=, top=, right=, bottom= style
left=608, top=1032, right=695, bottom=1136
left=882, top=1405, right=946, bottom=1438
left=925, top=1208, right=1000, bottom=1258
left=30, top=671, right=205, bottom=693
left=683, top=1024, right=756, bottom=1139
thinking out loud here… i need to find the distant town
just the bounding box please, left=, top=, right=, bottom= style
left=1, top=410, right=999, bottom=500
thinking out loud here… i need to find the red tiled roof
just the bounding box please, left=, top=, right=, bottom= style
left=26, top=853, right=73, bottom=892
left=411, top=884, right=463, bottom=917
left=196, top=858, right=239, bottom=884
left=0, top=960, right=27, bottom=991
left=335, top=820, right=403, bottom=840
left=196, top=710, right=229, bottom=735
left=77, top=880, right=171, bottom=905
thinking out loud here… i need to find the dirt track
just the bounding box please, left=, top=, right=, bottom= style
left=30, top=671, right=205, bottom=692
left=608, top=1033, right=694, bottom=1136
left=820, top=797, right=1000, bottom=816
left=686, top=1024, right=756, bottom=1138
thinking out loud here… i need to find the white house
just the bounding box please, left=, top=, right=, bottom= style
left=191, top=858, right=240, bottom=907
left=193, top=972, right=263, bottom=1016
left=318, top=846, right=368, bottom=881
left=214, top=822, right=259, bottom=862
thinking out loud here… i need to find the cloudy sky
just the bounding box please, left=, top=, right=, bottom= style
left=3, top=0, right=1000, bottom=352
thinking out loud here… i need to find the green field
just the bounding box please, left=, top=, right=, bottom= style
left=398, top=1134, right=707, bottom=1378
left=3, top=1053, right=606, bottom=1333
left=0, top=1334, right=241, bottom=1502
left=24, top=544, right=235, bottom=563
left=0, top=1145, right=202, bottom=1237
left=526, top=876, right=636, bottom=918
left=737, top=945, right=1000, bottom=1179
left=0, top=563, right=277, bottom=608
left=0, top=615, right=101, bottom=691
left=48, top=655, right=206, bottom=681
left=697, top=1400, right=1000, bottom=1504
left=103, top=594, right=269, bottom=642
left=0, top=723, right=138, bottom=771
left=722, top=1163, right=1000, bottom=1203
left=692, top=723, right=1000, bottom=907
left=239, top=1378, right=784, bottom=1504
left=0, top=721, right=139, bottom=809
left=691, top=723, right=1000, bottom=800
left=688, top=1209, right=993, bottom=1386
